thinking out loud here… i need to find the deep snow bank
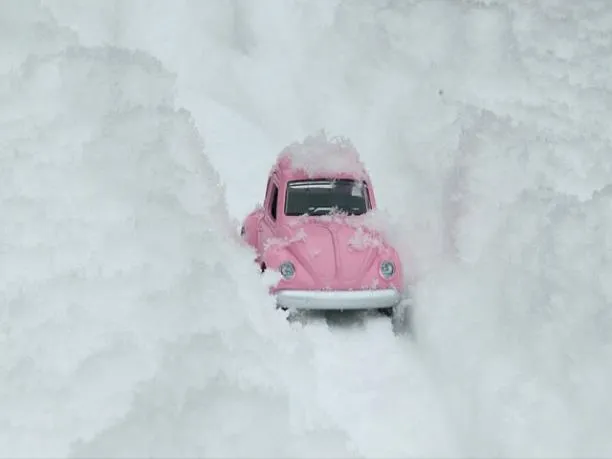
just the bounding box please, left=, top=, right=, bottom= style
left=0, top=7, right=350, bottom=458
left=419, top=110, right=612, bottom=457
left=410, top=4, right=612, bottom=456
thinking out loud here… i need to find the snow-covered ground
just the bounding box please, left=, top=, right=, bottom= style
left=2, top=0, right=612, bottom=457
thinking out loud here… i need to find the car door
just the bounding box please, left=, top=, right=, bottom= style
left=258, top=176, right=280, bottom=254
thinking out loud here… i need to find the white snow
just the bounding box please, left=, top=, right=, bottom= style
left=279, top=132, right=368, bottom=179
left=0, top=5, right=348, bottom=458
left=347, top=227, right=383, bottom=252
left=264, top=227, right=308, bottom=252
left=3, top=0, right=612, bottom=458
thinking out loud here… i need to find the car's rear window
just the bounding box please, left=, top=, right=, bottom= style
left=284, top=179, right=370, bottom=216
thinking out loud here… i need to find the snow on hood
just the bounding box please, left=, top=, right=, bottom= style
left=267, top=211, right=389, bottom=254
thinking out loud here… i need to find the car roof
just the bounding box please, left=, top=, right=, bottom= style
left=271, top=135, right=372, bottom=184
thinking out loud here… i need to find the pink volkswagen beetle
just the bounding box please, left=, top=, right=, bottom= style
left=241, top=135, right=410, bottom=332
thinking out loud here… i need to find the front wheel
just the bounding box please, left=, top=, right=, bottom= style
left=391, top=299, right=412, bottom=336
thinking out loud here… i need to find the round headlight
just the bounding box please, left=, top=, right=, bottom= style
left=380, top=260, right=395, bottom=279
left=279, top=261, right=296, bottom=279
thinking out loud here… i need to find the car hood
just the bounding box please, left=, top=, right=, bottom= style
left=270, top=218, right=389, bottom=284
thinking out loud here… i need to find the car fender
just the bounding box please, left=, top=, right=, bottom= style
left=241, top=207, right=263, bottom=251
left=259, top=243, right=319, bottom=294
left=259, top=242, right=293, bottom=272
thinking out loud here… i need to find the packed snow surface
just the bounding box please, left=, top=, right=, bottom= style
left=2, top=0, right=612, bottom=457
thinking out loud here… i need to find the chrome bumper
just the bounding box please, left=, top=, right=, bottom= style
left=275, top=289, right=401, bottom=311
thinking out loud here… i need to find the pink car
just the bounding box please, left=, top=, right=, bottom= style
left=241, top=136, right=410, bottom=331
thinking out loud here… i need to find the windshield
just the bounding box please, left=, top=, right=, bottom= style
left=284, top=179, right=370, bottom=216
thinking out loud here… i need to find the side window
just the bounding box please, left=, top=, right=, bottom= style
left=364, top=182, right=372, bottom=209
left=269, top=183, right=279, bottom=220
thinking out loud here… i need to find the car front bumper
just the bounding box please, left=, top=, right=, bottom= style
left=275, top=288, right=402, bottom=311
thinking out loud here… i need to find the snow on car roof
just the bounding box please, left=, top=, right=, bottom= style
left=276, top=132, right=369, bottom=180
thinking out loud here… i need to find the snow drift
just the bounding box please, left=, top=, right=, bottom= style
left=0, top=6, right=350, bottom=458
